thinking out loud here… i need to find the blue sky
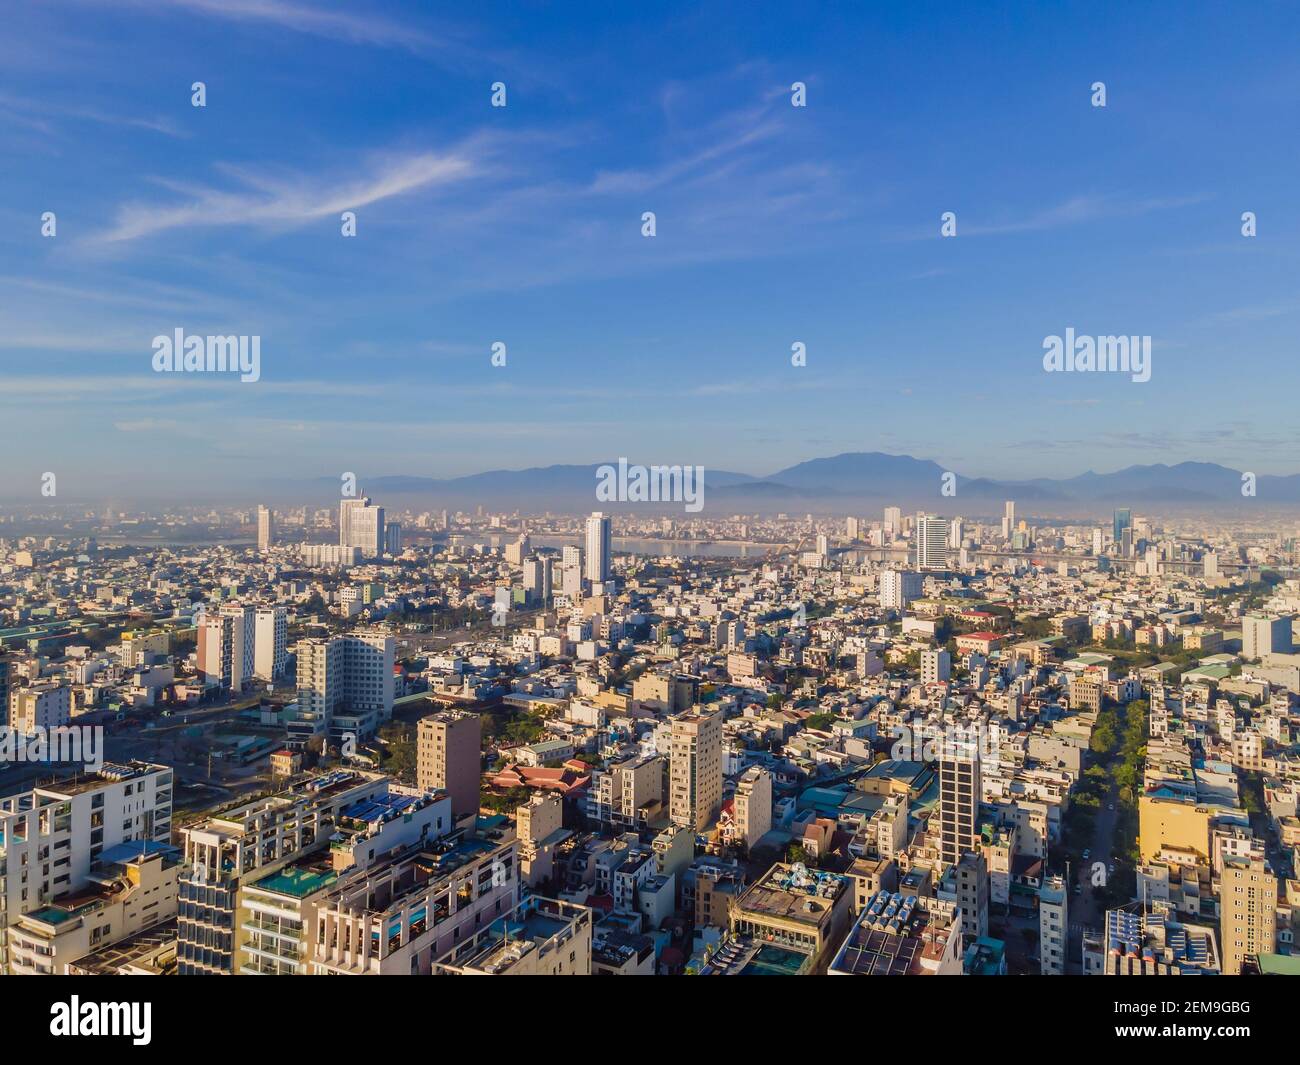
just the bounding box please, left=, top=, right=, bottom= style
left=4, top=0, right=1300, bottom=500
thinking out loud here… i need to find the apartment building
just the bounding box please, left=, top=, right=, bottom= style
left=253, top=606, right=287, bottom=682
left=8, top=681, right=71, bottom=733
left=0, top=762, right=173, bottom=972
left=7, top=842, right=179, bottom=975
left=732, top=765, right=773, bottom=850
left=828, top=892, right=963, bottom=976
left=938, top=752, right=981, bottom=869
left=669, top=711, right=722, bottom=832
left=433, top=894, right=592, bottom=975
left=197, top=605, right=254, bottom=691
left=292, top=630, right=394, bottom=742
left=304, top=837, right=519, bottom=975
left=416, top=710, right=482, bottom=825
left=1103, top=904, right=1220, bottom=975
left=1220, top=855, right=1278, bottom=976
left=1038, top=874, right=1068, bottom=975
left=587, top=753, right=665, bottom=828
left=177, top=771, right=437, bottom=974
left=516, top=792, right=566, bottom=888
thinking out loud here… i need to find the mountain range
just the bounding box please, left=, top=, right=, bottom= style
left=309, top=453, right=1300, bottom=513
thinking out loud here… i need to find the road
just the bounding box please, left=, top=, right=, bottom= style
left=1068, top=778, right=1121, bottom=971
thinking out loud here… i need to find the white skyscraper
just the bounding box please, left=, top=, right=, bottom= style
left=915, top=512, right=948, bottom=571
left=1002, top=500, right=1015, bottom=539
left=585, top=512, right=612, bottom=583
left=883, top=506, right=902, bottom=538
left=340, top=497, right=385, bottom=557
left=254, top=606, right=288, bottom=682
left=257, top=505, right=274, bottom=553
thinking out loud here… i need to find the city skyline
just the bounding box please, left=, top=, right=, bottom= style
left=5, top=2, right=1300, bottom=499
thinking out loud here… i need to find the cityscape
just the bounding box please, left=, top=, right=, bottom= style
left=0, top=0, right=1293, bottom=1030
left=1, top=495, right=1298, bottom=984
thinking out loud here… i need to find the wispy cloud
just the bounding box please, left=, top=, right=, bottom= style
left=94, top=147, right=482, bottom=243
left=895, top=193, right=1209, bottom=241
left=86, top=0, right=437, bottom=52
left=0, top=92, right=183, bottom=137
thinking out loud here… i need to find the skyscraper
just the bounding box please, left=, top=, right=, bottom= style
left=883, top=506, right=902, bottom=538
left=339, top=496, right=385, bottom=557
left=669, top=711, right=722, bottom=831
left=1001, top=500, right=1015, bottom=539
left=585, top=511, right=611, bottom=584
left=915, top=512, right=948, bottom=571
left=1113, top=507, right=1131, bottom=544
left=257, top=504, right=274, bottom=553
left=939, top=745, right=981, bottom=870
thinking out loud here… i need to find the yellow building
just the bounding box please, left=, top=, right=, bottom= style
left=1138, top=796, right=1211, bottom=863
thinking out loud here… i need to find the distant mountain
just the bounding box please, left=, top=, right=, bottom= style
left=300, top=454, right=1300, bottom=511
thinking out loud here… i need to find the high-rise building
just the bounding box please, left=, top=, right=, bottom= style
left=733, top=766, right=772, bottom=850
left=505, top=534, right=530, bottom=565
left=417, top=710, right=482, bottom=825
left=879, top=569, right=924, bottom=611
left=669, top=711, right=722, bottom=831
left=846, top=516, right=860, bottom=540
left=197, top=604, right=254, bottom=691
left=1039, top=875, right=1068, bottom=975
left=339, top=497, right=385, bottom=557
left=1220, top=856, right=1277, bottom=976
left=883, top=506, right=902, bottom=538
left=585, top=512, right=611, bottom=584
left=292, top=630, right=394, bottom=741
left=938, top=747, right=981, bottom=870
left=253, top=606, right=287, bottom=682
left=257, top=504, right=274, bottom=553
left=0, top=763, right=173, bottom=972
left=522, top=555, right=552, bottom=604
left=9, top=681, right=71, bottom=733
left=1243, top=614, right=1293, bottom=660
left=384, top=522, right=402, bottom=555
left=178, top=771, right=434, bottom=974
left=1002, top=501, right=1015, bottom=539
left=915, top=512, right=948, bottom=571
left=1113, top=507, right=1131, bottom=544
